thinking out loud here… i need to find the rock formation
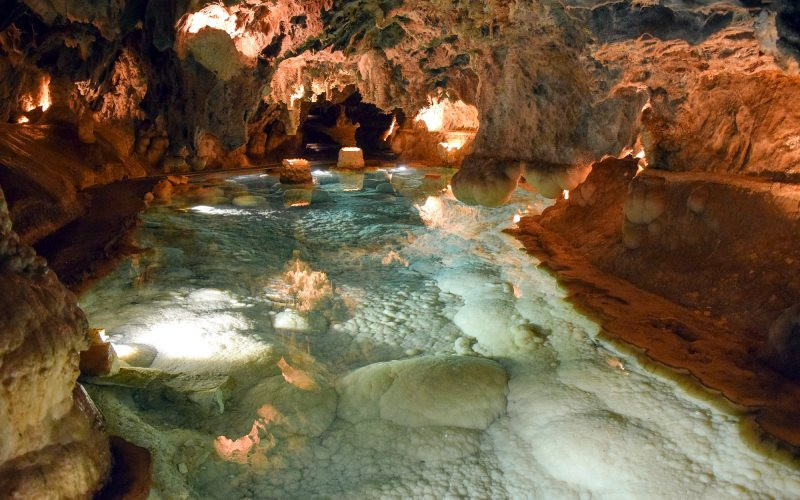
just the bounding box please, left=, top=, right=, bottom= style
left=2, top=0, right=800, bottom=493
left=0, top=187, right=109, bottom=497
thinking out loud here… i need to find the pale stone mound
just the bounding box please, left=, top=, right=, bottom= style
left=337, top=147, right=365, bottom=169
left=336, top=355, right=508, bottom=430
left=451, top=157, right=522, bottom=207
left=524, top=163, right=592, bottom=199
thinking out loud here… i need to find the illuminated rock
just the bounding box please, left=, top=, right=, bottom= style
left=152, top=179, right=174, bottom=201
left=336, top=355, right=508, bottom=430
left=623, top=175, right=666, bottom=225
left=437, top=140, right=463, bottom=164
left=337, top=147, right=365, bottom=169
left=0, top=187, right=109, bottom=497
left=524, top=163, right=592, bottom=199
left=79, top=328, right=120, bottom=377
left=113, top=343, right=158, bottom=368
left=451, top=157, right=523, bottom=207
left=77, top=110, right=96, bottom=144
left=280, top=158, right=313, bottom=185
left=687, top=186, right=709, bottom=215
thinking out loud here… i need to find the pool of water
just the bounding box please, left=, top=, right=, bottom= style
left=80, top=167, right=800, bottom=499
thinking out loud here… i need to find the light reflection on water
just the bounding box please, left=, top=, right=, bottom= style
left=79, top=167, right=800, bottom=499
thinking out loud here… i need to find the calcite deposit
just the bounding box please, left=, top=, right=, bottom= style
left=0, top=187, right=109, bottom=497
left=2, top=0, right=800, bottom=496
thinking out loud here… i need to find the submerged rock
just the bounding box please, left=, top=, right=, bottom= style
left=375, top=182, right=395, bottom=194
left=242, top=372, right=337, bottom=438
left=232, top=194, right=266, bottom=207
left=336, top=355, right=508, bottom=430
left=274, top=308, right=328, bottom=334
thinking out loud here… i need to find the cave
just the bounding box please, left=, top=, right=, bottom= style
left=2, top=0, right=800, bottom=498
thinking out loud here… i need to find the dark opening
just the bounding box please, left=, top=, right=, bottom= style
left=301, top=92, right=395, bottom=159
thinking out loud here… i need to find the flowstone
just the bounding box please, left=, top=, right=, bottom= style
left=336, top=355, right=508, bottom=430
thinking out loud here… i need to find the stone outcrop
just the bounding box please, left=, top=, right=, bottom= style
left=0, top=187, right=109, bottom=497
left=2, top=1, right=798, bottom=179
left=1, top=0, right=800, bottom=488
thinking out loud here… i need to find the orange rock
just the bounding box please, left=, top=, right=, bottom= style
left=79, top=329, right=119, bottom=377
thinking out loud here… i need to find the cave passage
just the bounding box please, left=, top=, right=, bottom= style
left=78, top=167, right=800, bottom=498
left=300, top=94, right=395, bottom=159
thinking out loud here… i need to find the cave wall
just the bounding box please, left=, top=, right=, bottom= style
left=1, top=1, right=800, bottom=494
left=3, top=1, right=798, bottom=181
left=0, top=186, right=109, bottom=498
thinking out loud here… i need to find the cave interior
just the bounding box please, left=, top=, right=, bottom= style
left=2, top=0, right=800, bottom=498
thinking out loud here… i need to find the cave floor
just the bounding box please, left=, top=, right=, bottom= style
left=79, top=168, right=799, bottom=498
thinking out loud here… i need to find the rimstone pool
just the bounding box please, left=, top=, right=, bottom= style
left=79, top=167, right=800, bottom=499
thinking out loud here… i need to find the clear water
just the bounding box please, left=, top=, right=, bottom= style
left=80, top=168, right=800, bottom=499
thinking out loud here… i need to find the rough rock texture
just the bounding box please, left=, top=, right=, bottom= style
left=513, top=154, right=800, bottom=447
left=0, top=187, right=109, bottom=497
left=0, top=123, right=148, bottom=244
left=2, top=0, right=798, bottom=178
left=2, top=0, right=800, bottom=483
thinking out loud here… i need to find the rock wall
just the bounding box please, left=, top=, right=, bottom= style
left=0, top=187, right=109, bottom=497
left=3, top=1, right=798, bottom=180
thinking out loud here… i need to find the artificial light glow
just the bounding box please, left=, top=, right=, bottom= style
left=184, top=4, right=238, bottom=36
left=415, top=98, right=445, bottom=132
left=191, top=205, right=217, bottom=214
left=382, top=116, right=397, bottom=141
left=20, top=75, right=51, bottom=112
left=438, top=139, right=465, bottom=152
left=112, top=344, right=137, bottom=359
left=416, top=196, right=445, bottom=227
left=17, top=116, right=29, bottom=124
left=39, top=76, right=51, bottom=111
left=414, top=97, right=480, bottom=133
left=134, top=314, right=245, bottom=360
left=563, top=190, right=570, bottom=200
left=289, top=84, right=305, bottom=109
left=513, top=213, right=522, bottom=224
